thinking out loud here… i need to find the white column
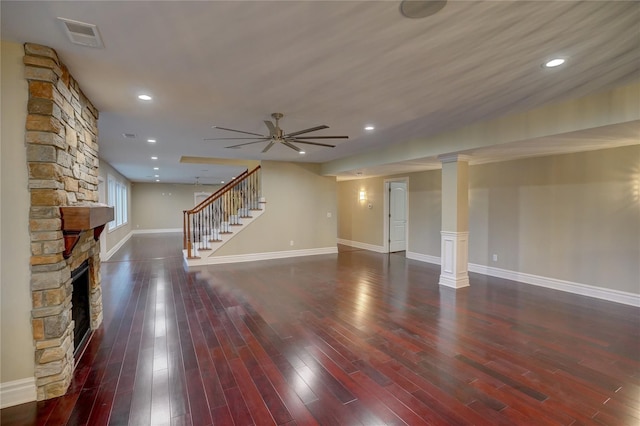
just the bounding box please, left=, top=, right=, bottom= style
left=439, top=231, right=469, bottom=288
left=438, top=154, right=470, bottom=288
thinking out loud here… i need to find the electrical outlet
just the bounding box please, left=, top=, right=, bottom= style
left=327, top=212, right=332, bottom=218
left=492, top=254, right=498, bottom=262
left=290, top=240, right=294, bottom=246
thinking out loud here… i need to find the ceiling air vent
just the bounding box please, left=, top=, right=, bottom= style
left=58, top=17, right=103, bottom=48
left=123, top=133, right=137, bottom=140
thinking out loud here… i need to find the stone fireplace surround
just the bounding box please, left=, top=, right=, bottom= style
left=23, top=43, right=105, bottom=400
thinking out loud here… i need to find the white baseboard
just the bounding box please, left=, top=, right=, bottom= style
left=186, top=247, right=338, bottom=268
left=337, top=239, right=385, bottom=253
left=0, top=377, right=36, bottom=409
left=102, top=231, right=133, bottom=261
left=468, top=263, right=640, bottom=307
left=132, top=228, right=182, bottom=234
left=404, top=252, right=639, bottom=306
left=406, top=251, right=441, bottom=265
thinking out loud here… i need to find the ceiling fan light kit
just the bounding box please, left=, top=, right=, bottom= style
left=205, top=113, right=348, bottom=153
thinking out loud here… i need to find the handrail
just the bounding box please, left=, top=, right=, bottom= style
left=183, top=165, right=261, bottom=258
left=190, top=168, right=251, bottom=213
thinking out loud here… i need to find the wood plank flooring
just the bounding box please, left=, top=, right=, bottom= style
left=2, top=234, right=639, bottom=425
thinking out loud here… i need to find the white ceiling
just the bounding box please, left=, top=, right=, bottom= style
left=2, top=1, right=638, bottom=184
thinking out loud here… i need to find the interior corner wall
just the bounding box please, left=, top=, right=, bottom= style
left=469, top=145, right=640, bottom=294
left=99, top=160, right=132, bottom=253
left=212, top=161, right=337, bottom=256
left=131, top=182, right=222, bottom=231
left=336, top=176, right=386, bottom=247
left=1, top=41, right=36, bottom=385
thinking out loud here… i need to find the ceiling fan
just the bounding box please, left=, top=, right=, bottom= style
left=205, top=113, right=348, bottom=153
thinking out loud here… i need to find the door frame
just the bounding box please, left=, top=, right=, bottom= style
left=383, top=177, right=409, bottom=253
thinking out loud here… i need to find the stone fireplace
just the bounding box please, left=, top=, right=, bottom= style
left=23, top=43, right=109, bottom=400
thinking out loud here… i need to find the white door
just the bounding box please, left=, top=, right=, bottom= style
left=389, top=182, right=407, bottom=252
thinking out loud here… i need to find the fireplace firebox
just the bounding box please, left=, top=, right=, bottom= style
left=71, top=260, right=91, bottom=354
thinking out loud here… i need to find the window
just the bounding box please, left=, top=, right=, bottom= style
left=107, top=174, right=128, bottom=231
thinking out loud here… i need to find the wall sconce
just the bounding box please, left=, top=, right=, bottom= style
left=359, top=190, right=366, bottom=201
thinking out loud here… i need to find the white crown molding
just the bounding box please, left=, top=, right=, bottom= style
left=0, top=377, right=37, bottom=409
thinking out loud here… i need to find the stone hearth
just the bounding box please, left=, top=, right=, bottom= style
left=23, top=43, right=104, bottom=400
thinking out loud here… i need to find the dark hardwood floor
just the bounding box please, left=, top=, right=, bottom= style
left=2, top=234, right=639, bottom=425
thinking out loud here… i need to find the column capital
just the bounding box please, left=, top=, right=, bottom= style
left=438, top=154, right=471, bottom=164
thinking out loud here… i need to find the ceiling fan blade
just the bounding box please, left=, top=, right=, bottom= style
left=288, top=139, right=336, bottom=148
left=282, top=141, right=303, bottom=153
left=293, top=135, right=349, bottom=139
left=225, top=139, right=270, bottom=148
left=212, top=126, right=265, bottom=137
left=261, top=140, right=276, bottom=153
left=285, top=125, right=329, bottom=137
left=264, top=120, right=276, bottom=136
left=205, top=137, right=268, bottom=141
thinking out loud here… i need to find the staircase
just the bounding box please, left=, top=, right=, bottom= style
left=183, top=166, right=265, bottom=267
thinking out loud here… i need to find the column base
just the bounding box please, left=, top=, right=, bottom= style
left=439, top=231, right=470, bottom=289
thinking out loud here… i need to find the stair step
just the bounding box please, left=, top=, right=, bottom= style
left=220, top=231, right=233, bottom=235
left=230, top=224, right=242, bottom=227
left=209, top=239, right=222, bottom=243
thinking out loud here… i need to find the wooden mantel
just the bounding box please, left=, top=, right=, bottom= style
left=60, top=205, right=114, bottom=258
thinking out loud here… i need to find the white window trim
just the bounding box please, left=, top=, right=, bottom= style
left=107, top=173, right=128, bottom=232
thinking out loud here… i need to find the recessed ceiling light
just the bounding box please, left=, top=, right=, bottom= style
left=155, top=179, right=160, bottom=182
left=153, top=167, right=159, bottom=170
left=544, top=58, right=565, bottom=68
left=151, top=156, right=158, bottom=160
left=154, top=174, right=159, bottom=177
left=138, top=94, right=152, bottom=101
left=364, top=125, right=375, bottom=131
left=299, top=151, right=306, bottom=155
left=231, top=176, right=236, bottom=180
left=147, top=139, right=156, bottom=143
left=221, top=181, right=225, bottom=184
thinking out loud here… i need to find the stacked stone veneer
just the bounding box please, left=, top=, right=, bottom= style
left=23, top=43, right=103, bottom=400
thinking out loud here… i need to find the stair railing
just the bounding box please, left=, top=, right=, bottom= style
left=183, top=165, right=261, bottom=259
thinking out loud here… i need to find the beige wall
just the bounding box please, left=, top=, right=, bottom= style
left=336, top=177, right=385, bottom=246
left=406, top=170, right=442, bottom=256
left=213, top=161, right=337, bottom=255
left=99, top=160, right=133, bottom=253
left=469, top=145, right=640, bottom=294
left=338, top=145, right=639, bottom=295
left=1, top=41, right=35, bottom=383
left=131, top=182, right=222, bottom=230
